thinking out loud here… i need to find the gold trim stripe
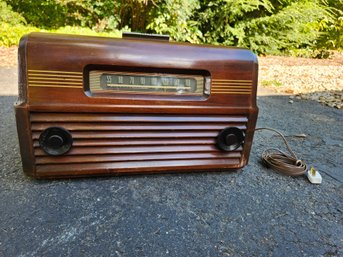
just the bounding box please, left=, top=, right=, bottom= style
left=212, top=91, right=251, bottom=95
left=212, top=82, right=251, bottom=86
left=211, top=78, right=253, bottom=95
left=212, top=85, right=251, bottom=88
left=212, top=91, right=251, bottom=93
left=212, top=88, right=251, bottom=91
left=27, top=73, right=83, bottom=79
left=212, top=79, right=252, bottom=82
left=28, top=81, right=82, bottom=85
left=29, top=77, right=82, bottom=82
left=28, top=84, right=82, bottom=88
left=28, top=69, right=82, bottom=75
left=28, top=70, right=84, bottom=89
left=211, top=76, right=252, bottom=94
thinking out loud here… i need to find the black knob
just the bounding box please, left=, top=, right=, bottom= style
left=39, top=127, right=73, bottom=156
left=47, top=135, right=64, bottom=148
left=216, top=127, right=244, bottom=151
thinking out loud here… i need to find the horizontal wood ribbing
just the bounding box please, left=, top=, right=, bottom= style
left=34, top=145, right=243, bottom=156
left=36, top=159, right=241, bottom=174
left=33, top=131, right=221, bottom=140
left=33, top=138, right=216, bottom=147
left=31, top=113, right=246, bottom=167
left=36, top=152, right=242, bottom=164
left=30, top=113, right=248, bottom=123
left=31, top=122, right=246, bottom=131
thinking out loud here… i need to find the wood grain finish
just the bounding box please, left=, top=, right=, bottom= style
left=15, top=32, right=258, bottom=178
left=36, top=152, right=241, bottom=165
left=36, top=159, right=242, bottom=178
left=30, top=113, right=248, bottom=123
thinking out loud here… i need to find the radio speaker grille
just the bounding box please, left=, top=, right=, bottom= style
left=30, top=113, right=248, bottom=175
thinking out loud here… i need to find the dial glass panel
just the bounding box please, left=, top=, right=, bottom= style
left=89, top=71, right=210, bottom=96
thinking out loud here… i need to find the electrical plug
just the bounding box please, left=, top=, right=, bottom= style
left=306, top=167, right=322, bottom=184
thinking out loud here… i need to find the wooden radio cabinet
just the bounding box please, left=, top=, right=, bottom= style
left=15, top=32, right=258, bottom=178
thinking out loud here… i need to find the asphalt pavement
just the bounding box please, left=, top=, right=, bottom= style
left=0, top=68, right=342, bottom=256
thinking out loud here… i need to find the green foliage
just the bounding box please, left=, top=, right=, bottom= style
left=0, top=22, right=121, bottom=47
left=0, top=0, right=33, bottom=46
left=1, top=0, right=342, bottom=56
left=0, top=22, right=40, bottom=47
left=53, top=25, right=121, bottom=37
left=0, top=0, right=122, bottom=46
left=198, top=0, right=274, bottom=46
left=0, top=0, right=26, bottom=25
left=5, top=0, right=120, bottom=30
left=317, top=0, right=343, bottom=50
left=114, top=0, right=154, bottom=32
left=198, top=0, right=331, bottom=55
left=147, top=0, right=203, bottom=43
left=5, top=0, right=68, bottom=28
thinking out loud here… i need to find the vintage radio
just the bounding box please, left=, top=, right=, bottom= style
left=15, top=32, right=258, bottom=178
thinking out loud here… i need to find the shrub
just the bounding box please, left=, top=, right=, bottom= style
left=317, top=0, right=343, bottom=50
left=2, top=0, right=343, bottom=55
left=147, top=0, right=203, bottom=43
left=0, top=22, right=40, bottom=47
left=0, top=22, right=121, bottom=47
left=52, top=26, right=122, bottom=38
left=5, top=0, right=120, bottom=31
left=0, top=0, right=26, bottom=25
left=5, top=0, right=68, bottom=28
left=197, top=0, right=332, bottom=55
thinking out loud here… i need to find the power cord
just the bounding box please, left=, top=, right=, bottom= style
left=254, top=127, right=322, bottom=184
left=255, top=127, right=307, bottom=176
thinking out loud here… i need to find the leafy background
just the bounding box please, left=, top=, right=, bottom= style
left=0, top=0, right=342, bottom=57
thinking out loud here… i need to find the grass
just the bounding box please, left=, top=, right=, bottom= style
left=260, top=80, right=283, bottom=88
